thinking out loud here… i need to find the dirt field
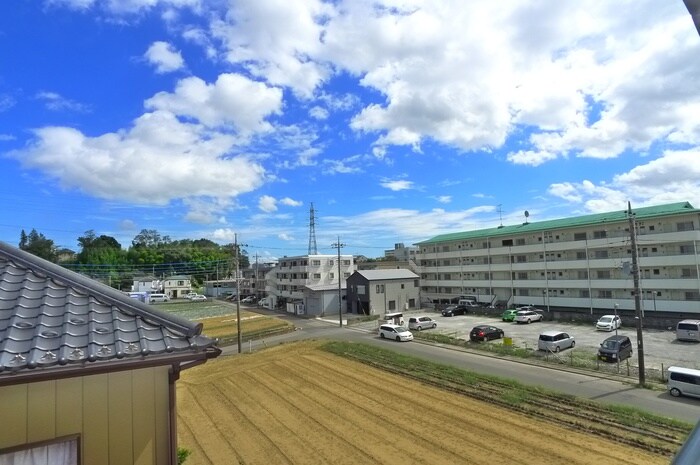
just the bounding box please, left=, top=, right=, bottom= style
left=177, top=341, right=668, bottom=465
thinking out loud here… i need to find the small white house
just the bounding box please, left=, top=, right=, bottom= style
left=131, top=276, right=161, bottom=293
left=163, top=275, right=192, bottom=299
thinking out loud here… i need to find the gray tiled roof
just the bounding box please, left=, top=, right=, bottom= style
left=354, top=269, right=419, bottom=281
left=0, top=241, right=219, bottom=375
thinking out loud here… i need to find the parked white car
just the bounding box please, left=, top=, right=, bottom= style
left=184, top=292, right=198, bottom=300
left=190, top=294, right=207, bottom=301
left=515, top=310, right=544, bottom=324
left=596, top=315, right=621, bottom=331
left=378, top=324, right=413, bottom=342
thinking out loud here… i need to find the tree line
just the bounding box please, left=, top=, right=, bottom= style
left=17, top=228, right=249, bottom=290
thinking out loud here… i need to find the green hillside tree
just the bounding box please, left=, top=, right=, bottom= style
left=18, top=229, right=58, bottom=262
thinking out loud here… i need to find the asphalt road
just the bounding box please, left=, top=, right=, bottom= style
left=222, top=310, right=700, bottom=424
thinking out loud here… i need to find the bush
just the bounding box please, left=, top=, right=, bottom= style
left=177, top=447, right=191, bottom=464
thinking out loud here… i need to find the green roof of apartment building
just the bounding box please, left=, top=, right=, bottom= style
left=416, top=202, right=698, bottom=245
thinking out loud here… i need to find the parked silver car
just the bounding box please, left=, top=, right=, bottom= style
left=515, top=310, right=544, bottom=324
left=538, top=331, right=575, bottom=352
left=408, top=316, right=437, bottom=331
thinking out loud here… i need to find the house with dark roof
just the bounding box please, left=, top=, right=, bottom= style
left=346, top=269, right=420, bottom=316
left=0, top=241, right=220, bottom=465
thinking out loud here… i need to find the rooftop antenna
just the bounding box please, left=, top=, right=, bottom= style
left=497, top=204, right=503, bottom=227
left=524, top=210, right=530, bottom=224
left=308, top=202, right=318, bottom=255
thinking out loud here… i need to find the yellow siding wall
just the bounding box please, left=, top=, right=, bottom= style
left=0, top=366, right=171, bottom=465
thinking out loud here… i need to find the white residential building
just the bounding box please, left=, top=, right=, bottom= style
left=266, top=254, right=355, bottom=310
left=416, top=202, right=700, bottom=316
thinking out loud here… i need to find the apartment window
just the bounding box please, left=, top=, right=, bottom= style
left=516, top=238, right=526, bottom=246
left=596, top=270, right=611, bottom=279
left=580, top=290, right=590, bottom=298
left=444, top=274, right=451, bottom=280
left=680, top=245, right=694, bottom=255
left=344, top=272, right=350, bottom=278
left=594, top=250, right=609, bottom=259
left=682, top=268, right=698, bottom=278
left=329, top=260, right=334, bottom=266
left=516, top=255, right=527, bottom=263
left=519, top=289, right=529, bottom=296
left=653, top=269, right=660, bottom=275
left=329, top=273, right=334, bottom=279
left=414, top=279, right=419, bottom=287
left=342, top=260, right=351, bottom=266
left=677, top=221, right=695, bottom=232
left=576, top=251, right=587, bottom=260
left=357, top=285, right=366, bottom=294
left=685, top=291, right=700, bottom=301
left=401, top=284, right=405, bottom=289
left=598, top=290, right=612, bottom=299
left=376, top=284, right=385, bottom=293
left=502, top=239, right=513, bottom=247
left=312, top=260, right=321, bottom=266
left=313, top=273, right=321, bottom=279
left=593, top=230, right=607, bottom=239
left=573, top=232, right=587, bottom=241
left=577, top=270, right=588, bottom=279
left=517, top=272, right=528, bottom=280
left=388, top=300, right=396, bottom=310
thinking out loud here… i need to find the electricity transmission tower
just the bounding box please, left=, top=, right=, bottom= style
left=308, top=203, right=318, bottom=255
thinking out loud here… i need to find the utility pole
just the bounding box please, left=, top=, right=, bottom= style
left=331, top=236, right=345, bottom=327
left=627, top=202, right=646, bottom=386
left=255, top=253, right=259, bottom=300
left=234, top=233, right=242, bottom=354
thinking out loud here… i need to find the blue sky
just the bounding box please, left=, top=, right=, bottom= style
left=1, top=0, right=700, bottom=261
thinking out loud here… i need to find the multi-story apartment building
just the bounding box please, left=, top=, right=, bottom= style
left=266, top=254, right=355, bottom=309
left=416, top=202, right=700, bottom=316
left=241, top=262, right=276, bottom=299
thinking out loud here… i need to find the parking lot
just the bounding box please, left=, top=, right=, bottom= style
left=375, top=308, right=700, bottom=371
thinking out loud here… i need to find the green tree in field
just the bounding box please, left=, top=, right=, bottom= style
left=18, top=228, right=58, bottom=262
left=77, top=230, right=127, bottom=265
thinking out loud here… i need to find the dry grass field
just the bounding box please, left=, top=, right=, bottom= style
left=177, top=340, right=674, bottom=465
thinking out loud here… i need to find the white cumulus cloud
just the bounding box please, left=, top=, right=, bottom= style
left=144, top=41, right=185, bottom=73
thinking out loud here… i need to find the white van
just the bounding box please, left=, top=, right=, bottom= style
left=149, top=293, right=170, bottom=303
left=668, top=366, right=700, bottom=398
left=676, top=320, right=700, bottom=342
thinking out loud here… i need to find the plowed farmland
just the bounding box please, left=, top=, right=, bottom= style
left=177, top=340, right=684, bottom=465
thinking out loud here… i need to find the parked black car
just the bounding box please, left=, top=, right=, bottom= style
left=597, top=335, right=633, bottom=362
left=470, top=325, right=505, bottom=342
left=442, top=305, right=468, bottom=317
